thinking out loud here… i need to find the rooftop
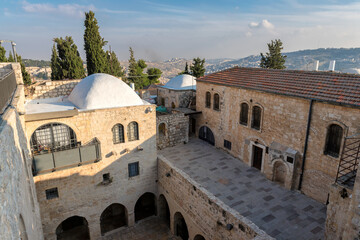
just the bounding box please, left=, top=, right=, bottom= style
left=162, top=74, right=196, bottom=90
left=159, top=138, right=326, bottom=240
left=197, top=67, right=360, bottom=108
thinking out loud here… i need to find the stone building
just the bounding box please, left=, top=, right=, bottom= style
left=195, top=67, right=360, bottom=203
left=158, top=74, right=196, bottom=108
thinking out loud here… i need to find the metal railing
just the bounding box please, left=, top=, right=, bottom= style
left=336, top=134, right=360, bottom=189
left=32, top=138, right=101, bottom=175
left=0, top=70, right=17, bottom=114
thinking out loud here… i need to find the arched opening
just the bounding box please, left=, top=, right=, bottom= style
left=194, top=234, right=206, bottom=240
left=171, top=102, right=176, bottom=108
left=127, top=121, right=139, bottom=141
left=19, top=215, right=28, bottom=240
left=56, top=216, right=90, bottom=240
left=213, top=93, right=220, bottom=110
left=112, top=124, right=124, bottom=144
left=273, top=161, right=287, bottom=187
left=158, top=123, right=166, bottom=137
left=158, top=194, right=170, bottom=227
left=199, top=126, right=215, bottom=146
left=240, top=102, right=249, bottom=126
left=100, top=203, right=127, bottom=235
left=324, top=124, right=343, bottom=157
left=251, top=106, right=262, bottom=130
left=135, top=192, right=156, bottom=222
left=205, top=92, right=211, bottom=108
left=174, top=212, right=189, bottom=240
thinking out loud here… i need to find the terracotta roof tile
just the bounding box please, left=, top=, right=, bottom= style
left=197, top=67, right=360, bottom=107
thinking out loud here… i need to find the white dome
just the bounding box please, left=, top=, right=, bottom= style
left=343, top=68, right=360, bottom=75
left=68, top=73, right=144, bottom=110
left=163, top=74, right=196, bottom=90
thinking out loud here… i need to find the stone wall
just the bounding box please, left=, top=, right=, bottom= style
left=0, top=75, right=43, bottom=239
left=0, top=63, right=23, bottom=83
left=25, top=104, right=157, bottom=239
left=157, top=156, right=273, bottom=240
left=158, top=87, right=195, bottom=108
left=196, top=81, right=360, bottom=203
left=25, top=79, right=81, bottom=99
left=156, top=110, right=189, bottom=150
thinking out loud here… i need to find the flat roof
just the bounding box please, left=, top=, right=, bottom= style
left=25, top=97, right=76, bottom=114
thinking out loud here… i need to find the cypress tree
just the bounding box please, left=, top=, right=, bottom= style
left=127, top=47, right=139, bottom=87
left=84, top=11, right=108, bottom=75
left=106, top=50, right=124, bottom=77
left=0, top=44, right=7, bottom=62
left=260, top=39, right=287, bottom=69
left=8, top=52, right=15, bottom=62
left=184, top=62, right=190, bottom=74
left=50, top=44, right=62, bottom=80
left=16, top=55, right=31, bottom=85
left=190, top=57, right=206, bottom=78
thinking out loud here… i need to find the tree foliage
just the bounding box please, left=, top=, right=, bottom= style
left=178, top=62, right=190, bottom=75
left=0, top=44, right=7, bottom=62
left=106, top=50, right=125, bottom=77
left=260, top=39, right=287, bottom=69
left=147, top=67, right=162, bottom=84
left=51, top=44, right=62, bottom=80
left=53, top=36, right=85, bottom=79
left=8, top=52, right=14, bottom=62
left=84, top=11, right=108, bottom=75
left=16, top=54, right=31, bottom=85
left=190, top=57, right=206, bottom=78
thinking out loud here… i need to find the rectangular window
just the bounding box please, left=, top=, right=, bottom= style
left=286, top=156, right=294, bottom=164
left=224, top=140, right=232, bottom=150
left=128, top=162, right=139, bottom=177
left=46, top=187, right=59, bottom=200
left=103, top=173, right=110, bottom=181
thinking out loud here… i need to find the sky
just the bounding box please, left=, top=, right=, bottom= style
left=1, top=0, right=360, bottom=61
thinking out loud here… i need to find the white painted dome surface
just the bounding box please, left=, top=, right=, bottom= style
left=163, top=74, right=196, bottom=90
left=68, top=73, right=144, bottom=110
left=343, top=68, right=360, bottom=75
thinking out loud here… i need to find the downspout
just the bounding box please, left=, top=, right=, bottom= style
left=298, top=99, right=314, bottom=191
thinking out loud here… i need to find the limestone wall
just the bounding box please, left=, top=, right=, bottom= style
left=156, top=111, right=189, bottom=150
left=0, top=63, right=23, bottom=83
left=158, top=88, right=195, bottom=108
left=158, top=156, right=273, bottom=240
left=26, top=104, right=157, bottom=239
left=25, top=79, right=81, bottom=99
left=0, top=80, right=43, bottom=239
left=196, top=82, right=360, bottom=203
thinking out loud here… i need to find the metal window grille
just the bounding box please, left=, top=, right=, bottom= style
left=30, top=123, right=77, bottom=155
left=224, top=140, right=232, bottom=150
left=46, top=187, right=59, bottom=200
left=325, top=124, right=343, bottom=157
left=112, top=124, right=124, bottom=144
left=127, top=122, right=139, bottom=141
left=251, top=106, right=262, bottom=130
left=205, top=92, right=211, bottom=108
left=213, top=93, right=220, bottom=110
left=128, top=162, right=139, bottom=177
left=240, top=103, right=249, bottom=125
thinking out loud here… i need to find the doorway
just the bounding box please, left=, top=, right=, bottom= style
left=252, top=145, right=263, bottom=170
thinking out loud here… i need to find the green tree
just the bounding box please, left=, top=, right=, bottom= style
left=84, top=11, right=108, bottom=75
left=127, top=47, right=141, bottom=89
left=147, top=67, right=162, bottom=84
left=0, top=44, right=7, bottom=62
left=16, top=55, right=31, bottom=85
left=260, top=39, right=287, bottom=69
left=190, top=57, right=206, bottom=78
left=178, top=62, right=190, bottom=75
left=51, top=44, right=62, bottom=80
left=106, top=50, right=125, bottom=77
left=54, top=36, right=85, bottom=79
left=8, top=52, right=15, bottom=62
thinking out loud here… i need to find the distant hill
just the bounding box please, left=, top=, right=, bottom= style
left=23, top=59, right=50, bottom=67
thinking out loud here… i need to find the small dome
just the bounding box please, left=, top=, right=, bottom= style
left=163, top=74, right=196, bottom=90
left=343, top=68, right=360, bottom=75
left=68, top=73, right=144, bottom=110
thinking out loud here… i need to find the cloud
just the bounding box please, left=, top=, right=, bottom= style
left=22, top=1, right=95, bottom=17
left=249, top=19, right=274, bottom=30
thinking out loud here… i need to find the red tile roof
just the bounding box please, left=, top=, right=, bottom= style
left=197, top=67, right=360, bottom=107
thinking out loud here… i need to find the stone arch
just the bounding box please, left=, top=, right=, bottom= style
left=100, top=203, right=128, bottom=235
left=199, top=126, right=215, bottom=146
left=56, top=216, right=90, bottom=240
left=19, top=214, right=28, bottom=240
left=324, top=121, right=347, bottom=158
left=272, top=160, right=288, bottom=187
left=174, top=212, right=189, bottom=240
left=158, top=122, right=167, bottom=137
left=194, top=234, right=206, bottom=240
left=135, top=192, right=157, bottom=222
left=251, top=104, right=264, bottom=130
left=158, top=194, right=170, bottom=227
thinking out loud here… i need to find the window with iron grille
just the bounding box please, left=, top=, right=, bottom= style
left=128, top=162, right=139, bottom=177
left=325, top=124, right=343, bottom=157
left=213, top=93, right=220, bottom=110
left=127, top=122, right=139, bottom=141
left=240, top=103, right=249, bottom=126
left=112, top=124, right=124, bottom=144
left=46, top=187, right=59, bottom=200
left=251, top=106, right=262, bottom=130
left=30, top=123, right=77, bottom=155
left=205, top=92, right=211, bottom=108
left=224, top=140, right=232, bottom=150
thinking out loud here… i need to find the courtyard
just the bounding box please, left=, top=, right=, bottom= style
left=159, top=138, right=327, bottom=240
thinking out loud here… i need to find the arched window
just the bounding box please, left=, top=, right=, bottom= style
left=213, top=93, right=220, bottom=110
left=112, top=124, right=124, bottom=144
left=240, top=103, right=249, bottom=126
left=30, top=123, right=77, bottom=154
left=251, top=106, right=262, bottom=130
left=158, top=123, right=166, bottom=136
left=325, top=124, right=343, bottom=157
left=127, top=122, right=139, bottom=141
left=205, top=92, right=211, bottom=108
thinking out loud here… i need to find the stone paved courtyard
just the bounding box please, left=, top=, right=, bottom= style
left=159, top=138, right=327, bottom=240
left=104, top=216, right=180, bottom=240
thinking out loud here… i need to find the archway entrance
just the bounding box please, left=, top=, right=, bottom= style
left=194, top=234, right=206, bottom=240
left=135, top=192, right=156, bottom=222
left=158, top=194, right=170, bottom=227
left=199, top=126, right=215, bottom=146
left=56, top=216, right=90, bottom=240
left=100, top=203, right=127, bottom=235
left=174, top=212, right=189, bottom=240
left=273, top=161, right=287, bottom=186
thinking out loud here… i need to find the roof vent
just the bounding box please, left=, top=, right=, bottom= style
left=328, top=60, right=336, bottom=71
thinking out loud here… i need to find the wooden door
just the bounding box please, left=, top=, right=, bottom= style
left=252, top=145, right=263, bottom=170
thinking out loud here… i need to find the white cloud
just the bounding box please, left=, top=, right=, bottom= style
left=249, top=19, right=274, bottom=30
left=22, top=1, right=95, bottom=17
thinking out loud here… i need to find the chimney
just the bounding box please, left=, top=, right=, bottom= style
left=130, top=83, right=135, bottom=90
left=314, top=61, right=319, bottom=71
left=328, top=60, right=336, bottom=71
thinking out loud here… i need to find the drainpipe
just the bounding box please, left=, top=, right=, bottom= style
left=298, top=99, right=314, bottom=191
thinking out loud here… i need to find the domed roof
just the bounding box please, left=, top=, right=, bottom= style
left=163, top=74, right=196, bottom=90
left=343, top=68, right=360, bottom=75
left=68, top=73, right=144, bottom=110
